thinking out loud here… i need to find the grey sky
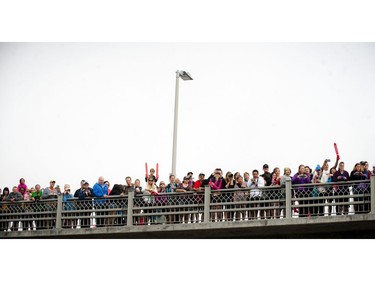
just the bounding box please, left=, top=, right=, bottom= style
left=1, top=43, right=374, bottom=191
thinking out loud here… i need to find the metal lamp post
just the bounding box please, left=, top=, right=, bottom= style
left=171, top=70, right=193, bottom=176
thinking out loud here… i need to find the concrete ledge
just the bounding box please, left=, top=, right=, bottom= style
left=2, top=214, right=375, bottom=238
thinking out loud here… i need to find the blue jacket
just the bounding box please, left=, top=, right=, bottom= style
left=92, top=183, right=108, bottom=205
left=63, top=193, right=75, bottom=210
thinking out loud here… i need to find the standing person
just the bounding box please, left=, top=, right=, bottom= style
left=42, top=180, right=61, bottom=229
left=243, top=172, right=250, bottom=184
left=124, top=177, right=135, bottom=194
left=261, top=164, right=272, bottom=186
left=186, top=172, right=195, bottom=187
left=155, top=181, right=167, bottom=224
left=74, top=180, right=86, bottom=198
left=311, top=165, right=324, bottom=216
left=18, top=178, right=27, bottom=194
left=31, top=184, right=44, bottom=229
left=104, top=181, right=111, bottom=195
left=360, top=161, right=371, bottom=179
left=292, top=165, right=311, bottom=218
left=320, top=157, right=339, bottom=215
left=193, top=173, right=206, bottom=223
left=143, top=176, right=158, bottom=225
left=165, top=174, right=178, bottom=224
left=22, top=189, right=34, bottom=231
left=42, top=180, right=60, bottom=199
left=350, top=163, right=368, bottom=214
left=176, top=176, right=193, bottom=223
left=134, top=179, right=143, bottom=195
left=145, top=168, right=159, bottom=183
left=193, top=173, right=207, bottom=189
left=247, top=170, right=265, bottom=220
left=280, top=167, right=292, bottom=218
left=17, top=186, right=28, bottom=229
left=92, top=176, right=109, bottom=227
left=233, top=175, right=247, bottom=221
left=6, top=186, right=23, bottom=231
left=1, top=187, right=10, bottom=231
left=305, top=166, right=313, bottom=181
left=332, top=162, right=350, bottom=215
left=18, top=185, right=27, bottom=200
left=209, top=169, right=224, bottom=222
left=122, top=176, right=135, bottom=225
left=109, top=184, right=126, bottom=226
left=223, top=171, right=235, bottom=221
left=261, top=164, right=272, bottom=219
left=327, top=167, right=338, bottom=215
left=62, top=184, right=76, bottom=229
left=133, top=179, right=143, bottom=225
left=78, top=181, right=94, bottom=228
left=270, top=167, right=282, bottom=219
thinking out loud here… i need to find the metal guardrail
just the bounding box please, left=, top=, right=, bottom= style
left=0, top=176, right=374, bottom=232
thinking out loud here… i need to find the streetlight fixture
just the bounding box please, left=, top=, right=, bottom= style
left=171, top=70, right=193, bottom=176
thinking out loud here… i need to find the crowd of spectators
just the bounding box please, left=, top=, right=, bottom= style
left=1, top=159, right=374, bottom=231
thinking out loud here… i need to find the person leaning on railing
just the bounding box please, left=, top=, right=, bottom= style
left=247, top=170, right=265, bottom=220
left=193, top=173, right=206, bottom=223
left=332, top=162, right=350, bottom=215
left=122, top=177, right=136, bottom=225
left=350, top=163, right=369, bottom=214
left=270, top=168, right=282, bottom=219
left=78, top=181, right=94, bottom=228
left=42, top=180, right=61, bottom=229
left=155, top=181, right=167, bottom=224
left=320, top=157, right=339, bottom=216
left=311, top=165, right=324, bottom=217
left=176, top=176, right=193, bottom=224
left=165, top=175, right=178, bottom=224
left=92, top=176, right=109, bottom=227
left=261, top=164, right=272, bottom=219
left=233, top=175, right=247, bottom=221
left=133, top=179, right=143, bottom=225
left=62, top=184, right=76, bottom=229
left=108, top=184, right=126, bottom=226
left=280, top=167, right=292, bottom=218
left=5, top=186, right=23, bottom=231
left=292, top=165, right=311, bottom=218
left=1, top=188, right=10, bottom=231
left=22, top=189, right=34, bottom=231
left=223, top=171, right=235, bottom=222
left=143, top=177, right=158, bottom=225
left=209, top=169, right=224, bottom=222
left=31, top=184, right=44, bottom=229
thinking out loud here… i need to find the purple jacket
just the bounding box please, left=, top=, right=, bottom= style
left=333, top=170, right=350, bottom=182
left=292, top=173, right=311, bottom=191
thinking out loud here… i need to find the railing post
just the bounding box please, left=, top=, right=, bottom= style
left=204, top=186, right=211, bottom=223
left=370, top=175, right=375, bottom=215
left=56, top=195, right=63, bottom=229
left=127, top=191, right=134, bottom=226
left=285, top=179, right=292, bottom=219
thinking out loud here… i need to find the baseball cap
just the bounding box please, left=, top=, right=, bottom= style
left=263, top=164, right=269, bottom=169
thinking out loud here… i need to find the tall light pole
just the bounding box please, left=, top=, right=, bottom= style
left=171, top=70, right=193, bottom=176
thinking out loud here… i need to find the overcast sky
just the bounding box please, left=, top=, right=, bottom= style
left=1, top=42, right=374, bottom=191
left=2, top=2, right=375, bottom=281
